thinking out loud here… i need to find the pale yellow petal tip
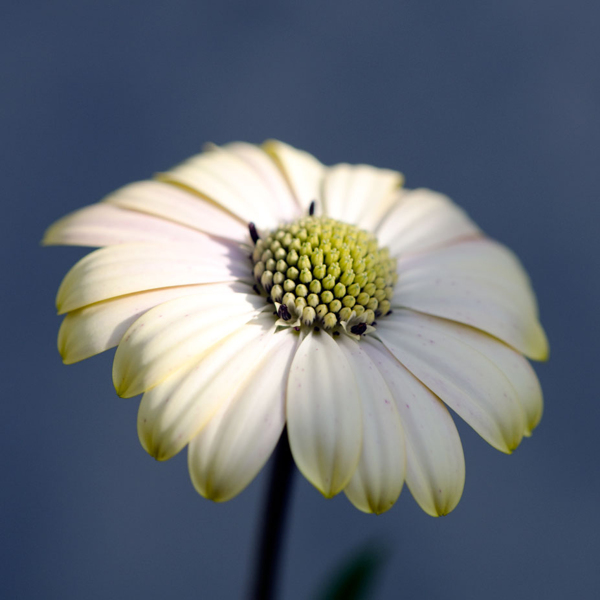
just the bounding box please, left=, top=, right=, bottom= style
left=41, top=221, right=62, bottom=246
left=57, top=338, right=76, bottom=365
left=318, top=488, right=338, bottom=500
left=195, top=483, right=239, bottom=504
left=529, top=325, right=550, bottom=362
left=114, top=383, right=131, bottom=398
left=261, top=138, right=282, bottom=152
left=370, top=501, right=396, bottom=515
left=60, top=353, right=79, bottom=366
left=112, top=374, right=134, bottom=398
left=314, top=476, right=347, bottom=499
left=525, top=412, right=543, bottom=438
left=423, top=498, right=461, bottom=518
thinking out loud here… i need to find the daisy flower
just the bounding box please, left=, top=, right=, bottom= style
left=44, top=140, right=547, bottom=515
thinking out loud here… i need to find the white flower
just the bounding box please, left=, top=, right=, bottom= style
left=44, top=140, right=548, bottom=515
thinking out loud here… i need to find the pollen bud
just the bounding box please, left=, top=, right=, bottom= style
left=323, top=312, right=337, bottom=329
left=270, top=285, right=283, bottom=302
left=339, top=307, right=353, bottom=322
left=282, top=292, right=296, bottom=307
left=302, top=306, right=316, bottom=325
left=295, top=297, right=307, bottom=312
left=261, top=270, right=273, bottom=291
left=254, top=261, right=265, bottom=280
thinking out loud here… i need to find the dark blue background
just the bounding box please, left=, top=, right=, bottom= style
left=3, top=1, right=599, bottom=598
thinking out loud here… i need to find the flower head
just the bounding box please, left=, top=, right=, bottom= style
left=45, top=140, right=547, bottom=515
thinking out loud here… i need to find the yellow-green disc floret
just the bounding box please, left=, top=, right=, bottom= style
left=249, top=217, right=397, bottom=334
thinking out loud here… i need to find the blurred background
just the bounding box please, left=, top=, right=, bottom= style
left=2, top=1, right=599, bottom=598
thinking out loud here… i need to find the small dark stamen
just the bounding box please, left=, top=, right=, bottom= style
left=267, top=297, right=274, bottom=304
left=333, top=331, right=340, bottom=337
left=253, top=284, right=261, bottom=295
left=308, top=200, right=316, bottom=216
left=314, top=326, right=320, bottom=332
left=248, top=222, right=260, bottom=244
left=278, top=304, right=291, bottom=321
left=375, top=309, right=382, bottom=318
left=351, top=323, right=367, bottom=335
left=372, top=321, right=377, bottom=326
left=294, top=326, right=300, bottom=332
left=386, top=310, right=393, bottom=316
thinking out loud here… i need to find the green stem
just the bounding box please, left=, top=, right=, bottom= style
left=249, top=430, right=296, bottom=600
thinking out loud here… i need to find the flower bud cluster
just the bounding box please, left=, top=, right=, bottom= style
left=251, top=216, right=397, bottom=331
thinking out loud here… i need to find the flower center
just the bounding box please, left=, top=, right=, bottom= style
left=249, top=216, right=397, bottom=335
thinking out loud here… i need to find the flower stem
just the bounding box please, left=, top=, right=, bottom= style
left=249, top=430, right=295, bottom=600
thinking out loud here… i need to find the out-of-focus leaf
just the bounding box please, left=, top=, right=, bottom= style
left=318, top=543, right=389, bottom=600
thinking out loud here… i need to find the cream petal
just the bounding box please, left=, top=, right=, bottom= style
left=362, top=338, right=465, bottom=517
left=377, top=310, right=527, bottom=453
left=158, top=147, right=280, bottom=228
left=112, top=285, right=265, bottom=397
left=59, top=283, right=216, bottom=364
left=286, top=329, right=362, bottom=497
left=336, top=335, right=405, bottom=515
left=138, top=315, right=283, bottom=461
left=422, top=319, right=544, bottom=435
left=56, top=241, right=251, bottom=314
left=104, top=180, right=248, bottom=242
left=187, top=328, right=298, bottom=501
left=218, top=142, right=302, bottom=222
left=393, top=239, right=548, bottom=360
left=322, top=163, right=403, bottom=229
left=42, top=203, right=208, bottom=248
left=262, top=139, right=326, bottom=213
left=376, top=188, right=481, bottom=256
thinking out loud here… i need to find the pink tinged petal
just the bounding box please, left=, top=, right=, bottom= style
left=187, top=328, right=299, bottom=502
left=104, top=180, right=248, bottom=242
left=336, top=335, right=406, bottom=515
left=322, top=163, right=403, bottom=229
left=377, top=310, right=527, bottom=454
left=286, top=329, right=362, bottom=498
left=393, top=239, right=549, bottom=360
left=158, top=147, right=280, bottom=228
left=56, top=241, right=251, bottom=314
left=262, top=139, right=326, bottom=213
left=375, top=188, right=481, bottom=257
left=217, top=142, right=302, bottom=222
left=137, top=315, right=285, bottom=462
left=112, top=285, right=265, bottom=398
left=425, top=319, right=543, bottom=436
left=58, top=283, right=214, bottom=364
left=362, top=338, right=465, bottom=517
left=42, top=203, right=209, bottom=248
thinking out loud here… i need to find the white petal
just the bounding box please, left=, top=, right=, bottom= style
left=362, top=338, right=465, bottom=517
left=42, top=203, right=208, bottom=247
left=424, top=319, right=543, bottom=435
left=138, top=315, right=285, bottom=461
left=262, top=139, right=326, bottom=213
left=56, top=241, right=251, bottom=314
left=376, top=188, right=481, bottom=256
left=159, top=147, right=280, bottom=228
left=104, top=180, right=248, bottom=242
left=286, top=329, right=362, bottom=497
left=219, top=142, right=302, bottom=222
left=59, top=283, right=213, bottom=364
left=336, top=335, right=405, bottom=515
left=188, top=327, right=298, bottom=501
left=377, top=310, right=527, bottom=453
left=322, top=163, right=403, bottom=229
left=393, top=239, right=548, bottom=360
left=112, top=285, right=265, bottom=397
